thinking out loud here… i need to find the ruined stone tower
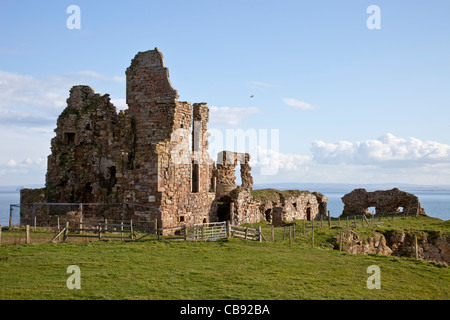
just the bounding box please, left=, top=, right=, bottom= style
left=24, top=48, right=327, bottom=228
left=45, top=48, right=218, bottom=226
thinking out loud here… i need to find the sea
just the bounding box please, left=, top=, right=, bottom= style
left=1, top=187, right=449, bottom=226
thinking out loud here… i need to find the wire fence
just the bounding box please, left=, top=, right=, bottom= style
left=8, top=202, right=162, bottom=228
left=256, top=210, right=424, bottom=247
left=1, top=201, right=264, bottom=245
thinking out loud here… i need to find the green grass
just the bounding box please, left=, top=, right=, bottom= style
left=0, top=236, right=449, bottom=300
left=254, top=215, right=449, bottom=249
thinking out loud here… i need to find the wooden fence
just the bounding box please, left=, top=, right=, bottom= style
left=47, top=220, right=262, bottom=243
left=230, top=225, right=261, bottom=241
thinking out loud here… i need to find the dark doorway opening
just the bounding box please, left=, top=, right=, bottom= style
left=217, top=196, right=232, bottom=222
left=306, top=207, right=311, bottom=221
left=265, top=209, right=272, bottom=222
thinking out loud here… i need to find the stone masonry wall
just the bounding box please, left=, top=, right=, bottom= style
left=41, top=48, right=217, bottom=228
left=341, top=188, right=426, bottom=217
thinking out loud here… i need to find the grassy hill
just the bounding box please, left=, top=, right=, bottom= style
left=0, top=218, right=449, bottom=300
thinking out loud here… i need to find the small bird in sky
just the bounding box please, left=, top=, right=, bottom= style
left=250, top=95, right=254, bottom=98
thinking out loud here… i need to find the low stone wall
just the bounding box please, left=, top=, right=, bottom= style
left=238, top=189, right=328, bottom=226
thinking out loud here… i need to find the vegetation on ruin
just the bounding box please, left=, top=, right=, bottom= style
left=251, top=188, right=311, bottom=203
left=0, top=215, right=448, bottom=300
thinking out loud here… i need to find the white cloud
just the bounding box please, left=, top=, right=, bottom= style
left=209, top=106, right=260, bottom=125
left=7, top=160, right=16, bottom=168
left=0, top=70, right=125, bottom=127
left=247, top=134, right=450, bottom=185
left=311, top=133, right=450, bottom=167
left=253, top=146, right=311, bottom=173
left=111, top=98, right=127, bottom=110
left=282, top=98, right=317, bottom=110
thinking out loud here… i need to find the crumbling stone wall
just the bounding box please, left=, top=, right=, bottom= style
left=233, top=189, right=328, bottom=226
left=258, top=191, right=328, bottom=226
left=43, top=48, right=216, bottom=227
left=216, top=151, right=253, bottom=198
left=341, top=188, right=426, bottom=216
left=24, top=47, right=325, bottom=230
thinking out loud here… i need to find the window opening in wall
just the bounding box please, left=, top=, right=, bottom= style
left=209, top=176, right=216, bottom=193
left=191, top=161, right=199, bottom=193
left=306, top=207, right=311, bottom=221
left=64, top=132, right=76, bottom=145
left=235, top=164, right=242, bottom=186
left=180, top=215, right=185, bottom=222
left=368, top=206, right=376, bottom=216
left=109, top=166, right=117, bottom=191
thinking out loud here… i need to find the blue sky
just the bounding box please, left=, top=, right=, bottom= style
left=1, top=0, right=450, bottom=186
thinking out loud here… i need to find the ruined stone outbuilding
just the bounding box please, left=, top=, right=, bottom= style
left=341, top=188, right=427, bottom=217
left=21, top=48, right=328, bottom=227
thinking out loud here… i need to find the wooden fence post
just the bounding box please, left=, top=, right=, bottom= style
left=289, top=226, right=292, bottom=245
left=415, top=236, right=419, bottom=260
left=258, top=226, right=262, bottom=242
left=271, top=225, right=274, bottom=242
left=328, top=210, right=331, bottom=227
left=354, top=216, right=357, bottom=228
left=130, top=219, right=134, bottom=240
left=26, top=225, right=30, bottom=244
left=338, top=216, right=340, bottom=228
left=346, top=216, right=349, bottom=228
left=32, top=204, right=36, bottom=232
left=63, top=222, right=69, bottom=242
left=9, top=205, right=13, bottom=228
left=184, top=225, right=187, bottom=241
left=283, top=227, right=286, bottom=241
left=320, top=215, right=323, bottom=228
left=245, top=227, right=248, bottom=240
left=376, top=235, right=384, bottom=255
left=56, top=216, right=61, bottom=241
left=226, top=220, right=231, bottom=239
left=293, top=223, right=296, bottom=239
left=311, top=219, right=314, bottom=248
left=121, top=221, right=124, bottom=240
left=98, top=222, right=102, bottom=240
left=79, top=204, right=83, bottom=235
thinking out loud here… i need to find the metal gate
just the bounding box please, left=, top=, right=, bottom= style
left=193, top=221, right=227, bottom=242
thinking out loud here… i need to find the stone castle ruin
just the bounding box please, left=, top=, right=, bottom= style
left=20, top=48, right=328, bottom=227
left=341, top=188, right=427, bottom=217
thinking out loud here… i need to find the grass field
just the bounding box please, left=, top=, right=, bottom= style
left=0, top=232, right=449, bottom=300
